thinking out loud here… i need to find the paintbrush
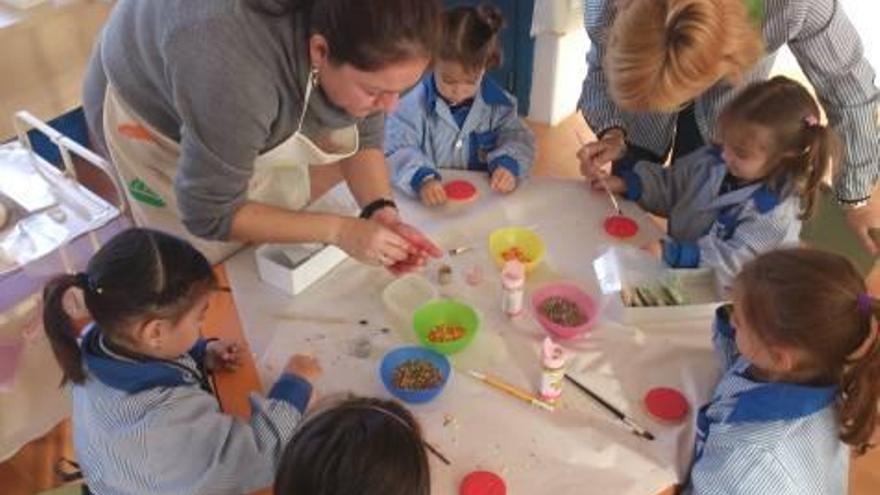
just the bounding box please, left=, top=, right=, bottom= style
left=565, top=374, right=655, bottom=441
left=575, top=130, right=623, bottom=216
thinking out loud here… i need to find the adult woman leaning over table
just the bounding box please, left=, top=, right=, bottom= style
left=83, top=0, right=443, bottom=269
left=577, top=0, right=880, bottom=255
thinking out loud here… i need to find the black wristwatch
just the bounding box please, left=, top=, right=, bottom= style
left=359, top=198, right=397, bottom=219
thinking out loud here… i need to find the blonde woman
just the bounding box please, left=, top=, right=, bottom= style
left=578, top=0, right=880, bottom=254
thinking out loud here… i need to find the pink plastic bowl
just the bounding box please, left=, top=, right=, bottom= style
left=531, top=283, right=596, bottom=340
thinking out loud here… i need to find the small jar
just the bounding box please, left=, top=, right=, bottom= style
left=438, top=264, right=453, bottom=285
left=500, top=260, right=525, bottom=317
left=539, top=337, right=566, bottom=403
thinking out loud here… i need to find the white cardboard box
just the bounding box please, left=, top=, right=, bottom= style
left=255, top=243, right=348, bottom=296
left=254, top=183, right=357, bottom=296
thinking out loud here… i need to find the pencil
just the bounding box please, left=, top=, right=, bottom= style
left=468, top=370, right=555, bottom=412
left=564, top=374, right=655, bottom=441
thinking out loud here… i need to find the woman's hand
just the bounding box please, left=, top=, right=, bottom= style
left=370, top=208, right=442, bottom=274
left=419, top=179, right=448, bottom=206
left=333, top=216, right=413, bottom=267
left=844, top=199, right=880, bottom=256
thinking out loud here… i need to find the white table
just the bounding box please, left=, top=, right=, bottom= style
left=226, top=172, right=722, bottom=495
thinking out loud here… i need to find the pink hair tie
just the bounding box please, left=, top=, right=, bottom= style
left=803, top=115, right=820, bottom=128
left=857, top=293, right=873, bottom=315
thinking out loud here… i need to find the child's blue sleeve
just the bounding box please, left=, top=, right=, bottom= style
left=187, top=338, right=217, bottom=366
left=385, top=94, right=441, bottom=197
left=268, top=372, right=313, bottom=414
left=712, top=305, right=740, bottom=372
left=485, top=101, right=535, bottom=179
left=631, top=148, right=708, bottom=218
left=697, top=203, right=797, bottom=293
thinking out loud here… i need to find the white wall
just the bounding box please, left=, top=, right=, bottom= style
left=529, top=0, right=880, bottom=126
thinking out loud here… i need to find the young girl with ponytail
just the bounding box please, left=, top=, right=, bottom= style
left=43, top=228, right=321, bottom=494
left=386, top=4, right=535, bottom=206
left=584, top=76, right=841, bottom=290
left=685, top=247, right=879, bottom=494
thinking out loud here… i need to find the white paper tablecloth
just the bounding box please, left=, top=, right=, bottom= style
left=226, top=172, right=722, bottom=495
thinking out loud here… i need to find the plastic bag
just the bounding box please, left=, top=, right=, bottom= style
left=591, top=245, right=682, bottom=324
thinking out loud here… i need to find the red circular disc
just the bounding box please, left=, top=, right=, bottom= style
left=644, top=387, right=689, bottom=423
left=604, top=215, right=639, bottom=239
left=444, top=180, right=478, bottom=202
left=460, top=471, right=507, bottom=495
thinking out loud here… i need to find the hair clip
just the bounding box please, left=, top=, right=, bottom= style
left=803, top=115, right=820, bottom=128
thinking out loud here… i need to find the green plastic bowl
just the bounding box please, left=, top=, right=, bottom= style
left=412, top=300, right=480, bottom=355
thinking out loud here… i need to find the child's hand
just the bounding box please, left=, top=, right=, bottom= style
left=641, top=240, right=663, bottom=258
left=578, top=130, right=625, bottom=178
left=490, top=168, right=517, bottom=194
left=205, top=340, right=242, bottom=372
left=592, top=175, right=627, bottom=195
left=419, top=179, right=447, bottom=206
left=285, top=354, right=322, bottom=384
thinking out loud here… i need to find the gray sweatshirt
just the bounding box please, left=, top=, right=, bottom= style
left=83, top=0, right=384, bottom=239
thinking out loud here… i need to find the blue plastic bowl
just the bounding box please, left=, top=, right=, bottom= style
left=380, top=346, right=451, bottom=404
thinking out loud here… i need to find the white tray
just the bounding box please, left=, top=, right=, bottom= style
left=621, top=268, right=726, bottom=324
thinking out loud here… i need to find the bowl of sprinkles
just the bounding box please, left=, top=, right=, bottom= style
left=380, top=346, right=451, bottom=404
left=531, top=282, right=596, bottom=339
left=412, top=300, right=480, bottom=355
left=488, top=227, right=546, bottom=273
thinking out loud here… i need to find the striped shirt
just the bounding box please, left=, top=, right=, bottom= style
left=385, top=74, right=535, bottom=196
left=72, top=326, right=310, bottom=495
left=683, top=307, right=848, bottom=495
left=623, top=146, right=802, bottom=292
left=580, top=0, right=880, bottom=202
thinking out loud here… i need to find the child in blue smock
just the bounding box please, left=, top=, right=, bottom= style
left=584, top=77, right=841, bottom=291
left=42, top=228, right=321, bottom=495
left=386, top=4, right=535, bottom=206
left=685, top=247, right=879, bottom=495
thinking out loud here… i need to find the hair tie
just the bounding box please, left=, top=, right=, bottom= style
left=75, top=272, right=102, bottom=295
left=803, top=115, right=819, bottom=128
left=857, top=293, right=873, bottom=316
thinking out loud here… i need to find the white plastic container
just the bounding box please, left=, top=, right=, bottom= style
left=254, top=183, right=357, bottom=296
left=621, top=268, right=726, bottom=325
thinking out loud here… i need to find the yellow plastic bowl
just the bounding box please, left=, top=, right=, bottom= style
left=488, top=226, right=546, bottom=273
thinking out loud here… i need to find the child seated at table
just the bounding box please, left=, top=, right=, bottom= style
left=42, top=227, right=322, bottom=495
left=385, top=4, right=535, bottom=206
left=274, top=397, right=432, bottom=495
left=685, top=247, right=878, bottom=494
left=583, top=76, right=840, bottom=290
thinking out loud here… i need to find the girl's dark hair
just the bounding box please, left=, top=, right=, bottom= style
left=248, top=0, right=442, bottom=71
left=42, top=228, right=216, bottom=385
left=274, top=397, right=430, bottom=495
left=439, top=4, right=505, bottom=72
left=734, top=248, right=879, bottom=455
left=718, top=76, right=842, bottom=220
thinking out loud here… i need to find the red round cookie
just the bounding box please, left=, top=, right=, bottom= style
left=444, top=180, right=479, bottom=202
left=460, top=471, right=507, bottom=495
left=604, top=215, right=639, bottom=239
left=644, top=387, right=689, bottom=423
